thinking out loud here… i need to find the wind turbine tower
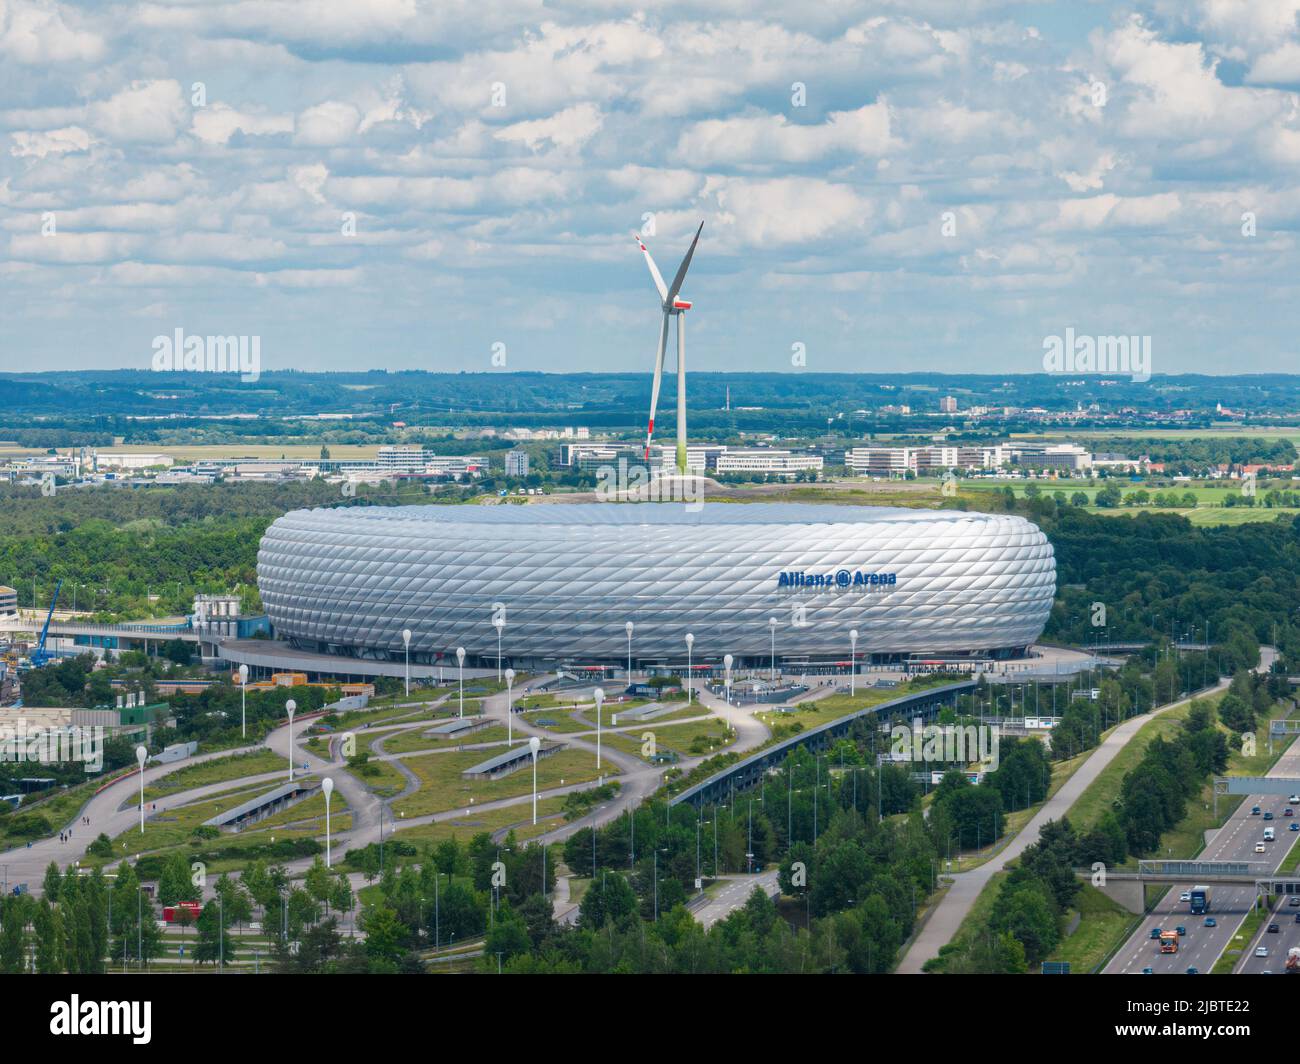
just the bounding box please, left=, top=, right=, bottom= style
left=634, top=221, right=703, bottom=476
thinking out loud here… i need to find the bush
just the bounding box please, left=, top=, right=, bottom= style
left=86, top=832, right=114, bottom=857
left=6, top=813, right=53, bottom=839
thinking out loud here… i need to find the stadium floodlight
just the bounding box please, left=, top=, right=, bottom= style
left=635, top=222, right=704, bottom=475
left=594, top=687, right=605, bottom=769
left=724, top=654, right=733, bottom=706
left=768, top=617, right=779, bottom=681
left=402, top=628, right=412, bottom=696
left=625, top=621, right=634, bottom=686
left=850, top=629, right=859, bottom=695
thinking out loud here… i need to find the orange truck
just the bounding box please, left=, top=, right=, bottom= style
left=1159, top=930, right=1179, bottom=954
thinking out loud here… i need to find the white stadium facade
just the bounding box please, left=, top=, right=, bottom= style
left=254, top=503, right=1056, bottom=671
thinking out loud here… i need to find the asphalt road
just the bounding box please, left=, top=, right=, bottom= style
left=692, top=869, right=782, bottom=928
left=1104, top=731, right=1300, bottom=975
left=897, top=677, right=1232, bottom=973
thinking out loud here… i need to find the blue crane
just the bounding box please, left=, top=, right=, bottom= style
left=30, top=579, right=63, bottom=668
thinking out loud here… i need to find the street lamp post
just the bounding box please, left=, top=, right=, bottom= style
left=594, top=687, right=604, bottom=769
left=238, top=664, right=249, bottom=739
left=723, top=654, right=733, bottom=707
left=768, top=617, right=778, bottom=681
left=135, top=746, right=147, bottom=833
left=685, top=633, right=694, bottom=705
left=849, top=629, right=858, bottom=696
left=529, top=736, right=541, bottom=824
left=625, top=621, right=634, bottom=688
left=504, top=668, right=515, bottom=745
left=402, top=628, right=412, bottom=696
left=285, top=699, right=296, bottom=782
left=322, top=777, right=334, bottom=867
left=493, top=615, right=505, bottom=681
left=456, top=647, right=465, bottom=719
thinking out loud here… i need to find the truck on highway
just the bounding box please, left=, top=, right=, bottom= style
left=1159, top=929, right=1179, bottom=954
left=1287, top=947, right=1300, bottom=974
left=1189, top=885, right=1210, bottom=914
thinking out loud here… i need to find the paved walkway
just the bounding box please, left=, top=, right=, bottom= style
left=896, top=677, right=1232, bottom=973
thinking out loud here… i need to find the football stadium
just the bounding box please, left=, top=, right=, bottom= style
left=254, top=503, right=1056, bottom=671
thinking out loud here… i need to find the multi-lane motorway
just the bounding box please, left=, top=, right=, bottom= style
left=1105, top=731, right=1300, bottom=975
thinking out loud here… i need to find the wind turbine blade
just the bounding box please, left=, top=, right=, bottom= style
left=665, top=221, right=704, bottom=305
left=645, top=310, right=671, bottom=460
left=634, top=233, right=668, bottom=303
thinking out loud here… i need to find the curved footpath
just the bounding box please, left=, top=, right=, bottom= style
left=898, top=647, right=1276, bottom=973
left=0, top=674, right=781, bottom=926
left=0, top=741, right=263, bottom=891
left=896, top=677, right=1232, bottom=973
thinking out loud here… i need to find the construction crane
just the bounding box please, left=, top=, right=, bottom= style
left=30, top=579, right=62, bottom=668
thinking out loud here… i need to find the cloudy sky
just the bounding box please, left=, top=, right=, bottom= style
left=2, top=0, right=1299, bottom=379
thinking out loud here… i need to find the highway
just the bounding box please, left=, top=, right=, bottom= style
left=898, top=677, right=1231, bottom=973
left=1103, top=730, right=1300, bottom=975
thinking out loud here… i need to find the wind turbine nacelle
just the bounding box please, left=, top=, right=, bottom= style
left=671, top=299, right=692, bottom=310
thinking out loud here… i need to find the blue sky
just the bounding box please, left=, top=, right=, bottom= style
left=2, top=0, right=1299, bottom=378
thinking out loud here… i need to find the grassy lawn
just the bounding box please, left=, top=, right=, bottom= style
left=342, top=758, right=407, bottom=798
left=391, top=748, right=619, bottom=819
left=755, top=679, right=951, bottom=737
left=365, top=685, right=452, bottom=707
left=1114, top=700, right=1293, bottom=870
left=922, top=870, right=1010, bottom=973
left=85, top=782, right=342, bottom=869
left=1051, top=699, right=1293, bottom=967
left=514, top=693, right=648, bottom=711
left=369, top=725, right=510, bottom=756
left=608, top=704, right=712, bottom=726
left=960, top=480, right=1299, bottom=527
left=1278, top=829, right=1300, bottom=874
left=1066, top=700, right=1199, bottom=831
left=601, top=718, right=736, bottom=763
left=0, top=777, right=104, bottom=847
left=931, top=746, right=1090, bottom=873
left=1212, top=902, right=1270, bottom=974
left=1044, top=884, right=1139, bottom=974
left=140, top=750, right=285, bottom=802
left=317, top=701, right=477, bottom=733
left=521, top=710, right=592, bottom=734
left=392, top=796, right=570, bottom=850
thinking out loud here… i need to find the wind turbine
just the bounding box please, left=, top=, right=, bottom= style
left=635, top=221, right=703, bottom=476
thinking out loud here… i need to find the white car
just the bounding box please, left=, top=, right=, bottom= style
left=1256, top=946, right=1269, bottom=957
left=1289, top=795, right=1299, bottom=804
left=1179, top=891, right=1191, bottom=902
left=1256, top=842, right=1267, bottom=853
